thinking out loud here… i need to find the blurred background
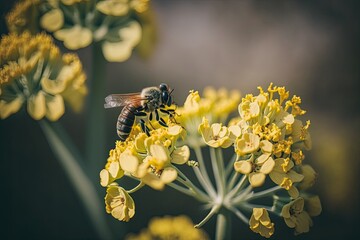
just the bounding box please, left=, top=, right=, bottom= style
left=1, top=0, right=359, bottom=239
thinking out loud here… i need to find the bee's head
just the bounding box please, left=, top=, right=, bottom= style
left=159, top=83, right=173, bottom=107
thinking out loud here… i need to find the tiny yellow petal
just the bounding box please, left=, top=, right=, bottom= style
left=171, top=145, right=190, bottom=165
left=0, top=97, right=23, bottom=119
left=27, top=91, right=46, bottom=120
left=40, top=9, right=64, bottom=32
left=45, top=94, right=65, bottom=121
left=160, top=167, right=177, bottom=183
left=234, top=160, right=252, bottom=174
left=119, top=152, right=139, bottom=173
left=249, top=172, right=266, bottom=187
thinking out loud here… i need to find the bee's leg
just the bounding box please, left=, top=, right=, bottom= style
left=155, top=109, right=160, bottom=121
left=140, top=119, right=150, bottom=136
left=134, top=111, right=147, bottom=117
left=159, top=118, right=168, bottom=127
left=149, top=112, right=153, bottom=121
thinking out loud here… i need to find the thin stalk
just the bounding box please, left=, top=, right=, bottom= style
left=127, top=182, right=145, bottom=194
left=194, top=146, right=215, bottom=193
left=241, top=203, right=274, bottom=212
left=210, top=147, right=224, bottom=197
left=226, top=206, right=249, bottom=225
left=226, top=175, right=247, bottom=200
left=226, top=172, right=240, bottom=193
left=192, top=166, right=217, bottom=198
left=39, top=120, right=113, bottom=240
left=224, top=153, right=237, bottom=177
left=167, top=182, right=207, bottom=202
left=175, top=177, right=210, bottom=202
left=215, top=209, right=232, bottom=240
left=244, top=185, right=282, bottom=201
left=195, top=204, right=221, bottom=228
left=86, top=42, right=106, bottom=174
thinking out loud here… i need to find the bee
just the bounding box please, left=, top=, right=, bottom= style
left=104, top=83, right=175, bottom=141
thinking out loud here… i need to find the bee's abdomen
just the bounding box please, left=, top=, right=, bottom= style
left=117, top=105, right=137, bottom=141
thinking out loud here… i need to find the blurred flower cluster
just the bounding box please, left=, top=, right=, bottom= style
left=126, top=215, right=209, bottom=240
left=0, top=31, right=87, bottom=120
left=6, top=0, right=156, bottom=62
left=100, top=84, right=322, bottom=238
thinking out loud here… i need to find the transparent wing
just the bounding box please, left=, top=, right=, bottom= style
left=104, top=93, right=143, bottom=108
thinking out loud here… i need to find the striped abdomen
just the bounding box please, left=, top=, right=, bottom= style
left=117, top=104, right=138, bottom=141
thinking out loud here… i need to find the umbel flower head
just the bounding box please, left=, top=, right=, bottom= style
left=100, top=84, right=322, bottom=238
left=7, top=0, right=156, bottom=62
left=233, top=83, right=311, bottom=197
left=0, top=32, right=87, bottom=120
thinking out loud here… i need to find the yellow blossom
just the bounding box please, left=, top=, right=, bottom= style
left=269, top=158, right=304, bottom=198
left=0, top=32, right=87, bottom=120
left=198, top=117, right=240, bottom=148
left=105, top=183, right=135, bottom=221
left=281, top=197, right=320, bottom=235
left=126, top=215, right=209, bottom=240
left=235, top=133, right=260, bottom=156
left=249, top=208, right=275, bottom=238
left=176, top=88, right=240, bottom=148
left=7, top=0, right=155, bottom=62
left=234, top=152, right=275, bottom=187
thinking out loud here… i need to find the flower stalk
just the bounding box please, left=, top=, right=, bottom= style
left=40, top=120, right=113, bottom=240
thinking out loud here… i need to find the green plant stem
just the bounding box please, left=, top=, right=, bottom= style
left=192, top=166, right=217, bottom=198
left=215, top=209, right=232, bottom=240
left=127, top=182, right=145, bottom=194
left=39, top=120, right=113, bottom=240
left=86, top=42, right=106, bottom=173
left=194, top=146, right=215, bottom=193
left=210, top=147, right=224, bottom=197
left=244, top=186, right=282, bottom=201
left=195, top=204, right=221, bottom=228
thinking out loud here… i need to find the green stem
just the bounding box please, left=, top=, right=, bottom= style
left=244, top=186, right=282, bottom=201
left=39, top=120, right=113, bottom=240
left=127, top=182, right=145, bottom=194
left=224, top=153, right=237, bottom=177
left=226, top=205, right=249, bottom=224
left=175, top=176, right=210, bottom=202
left=192, top=166, right=217, bottom=198
left=167, top=182, right=205, bottom=201
left=210, top=147, right=224, bottom=197
left=226, top=174, right=247, bottom=201
left=215, top=209, right=232, bottom=240
left=194, top=146, right=214, bottom=192
left=195, top=204, right=221, bottom=228
left=86, top=42, right=106, bottom=174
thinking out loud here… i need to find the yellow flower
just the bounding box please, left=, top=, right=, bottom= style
left=198, top=117, right=240, bottom=148
left=235, top=133, right=260, bottom=156
left=0, top=32, right=87, bottom=120
left=249, top=208, right=275, bottom=238
left=176, top=88, right=240, bottom=148
left=269, top=158, right=304, bottom=198
left=297, top=165, right=317, bottom=191
left=7, top=0, right=155, bottom=62
left=281, top=196, right=321, bottom=235
left=5, top=0, right=41, bottom=34
left=234, top=152, right=275, bottom=187
left=126, top=215, right=209, bottom=240
left=105, top=183, right=135, bottom=221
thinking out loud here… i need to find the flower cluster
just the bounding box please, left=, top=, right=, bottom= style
left=101, top=84, right=321, bottom=238
left=126, top=215, right=209, bottom=240
left=100, top=123, right=190, bottom=221
left=7, top=0, right=156, bottom=62
left=0, top=32, right=87, bottom=120
left=176, top=87, right=241, bottom=148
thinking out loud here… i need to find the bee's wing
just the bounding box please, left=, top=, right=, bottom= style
left=104, top=93, right=143, bottom=108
